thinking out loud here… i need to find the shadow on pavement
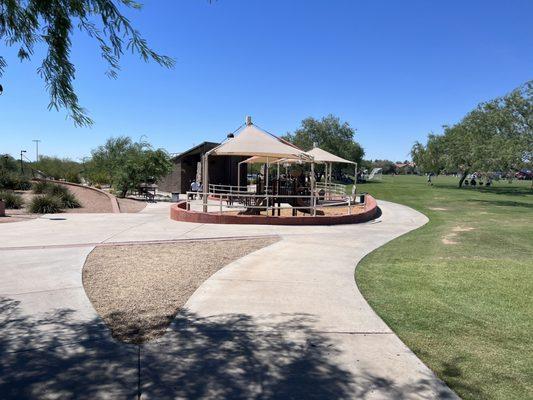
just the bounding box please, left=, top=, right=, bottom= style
left=1, top=297, right=455, bottom=399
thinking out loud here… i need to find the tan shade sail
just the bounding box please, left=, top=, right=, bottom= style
left=306, top=147, right=355, bottom=164
left=239, top=155, right=286, bottom=164
left=211, top=125, right=310, bottom=159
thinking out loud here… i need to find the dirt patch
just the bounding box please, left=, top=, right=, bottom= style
left=442, top=226, right=475, bottom=245
left=117, top=197, right=147, bottom=213
left=429, top=207, right=448, bottom=211
left=82, top=237, right=279, bottom=344
left=57, top=184, right=113, bottom=213
left=223, top=205, right=366, bottom=217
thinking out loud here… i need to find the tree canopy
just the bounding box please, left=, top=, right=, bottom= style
left=0, top=0, right=174, bottom=126
left=412, top=81, right=533, bottom=187
left=283, top=115, right=364, bottom=176
left=85, top=136, right=172, bottom=197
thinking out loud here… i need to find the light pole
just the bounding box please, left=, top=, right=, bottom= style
left=32, top=139, right=41, bottom=162
left=20, top=150, right=27, bottom=174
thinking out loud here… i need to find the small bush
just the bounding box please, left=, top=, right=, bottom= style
left=29, top=195, right=62, bottom=214
left=33, top=181, right=53, bottom=194
left=59, top=191, right=81, bottom=208
left=0, top=191, right=24, bottom=209
left=13, top=176, right=32, bottom=190
left=48, top=184, right=69, bottom=198
left=0, top=173, right=31, bottom=190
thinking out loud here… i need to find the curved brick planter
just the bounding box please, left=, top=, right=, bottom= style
left=170, top=195, right=379, bottom=225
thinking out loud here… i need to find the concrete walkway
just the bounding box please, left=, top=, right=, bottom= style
left=0, top=201, right=458, bottom=399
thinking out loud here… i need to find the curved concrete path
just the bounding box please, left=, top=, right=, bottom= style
left=0, top=201, right=458, bottom=399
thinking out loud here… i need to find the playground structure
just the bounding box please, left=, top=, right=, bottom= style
left=171, top=117, right=378, bottom=225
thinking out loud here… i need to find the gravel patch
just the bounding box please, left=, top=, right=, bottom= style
left=82, top=237, right=279, bottom=344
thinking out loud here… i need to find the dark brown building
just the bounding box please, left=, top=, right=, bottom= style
left=158, top=142, right=247, bottom=193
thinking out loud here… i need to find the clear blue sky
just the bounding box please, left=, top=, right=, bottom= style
left=1, top=0, right=532, bottom=162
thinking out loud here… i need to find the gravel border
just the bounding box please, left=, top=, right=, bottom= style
left=82, top=237, right=279, bottom=344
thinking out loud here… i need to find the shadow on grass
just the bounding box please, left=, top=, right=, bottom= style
left=469, top=199, right=533, bottom=209
left=1, top=297, right=456, bottom=399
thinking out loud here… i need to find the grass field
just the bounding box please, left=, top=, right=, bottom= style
left=352, top=175, right=532, bottom=400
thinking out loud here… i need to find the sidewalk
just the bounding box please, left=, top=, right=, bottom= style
left=0, top=201, right=458, bottom=399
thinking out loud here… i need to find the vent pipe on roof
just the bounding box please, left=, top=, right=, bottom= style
left=246, top=115, right=252, bottom=126
left=227, top=133, right=234, bottom=139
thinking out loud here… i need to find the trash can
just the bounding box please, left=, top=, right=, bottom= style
left=171, top=192, right=180, bottom=202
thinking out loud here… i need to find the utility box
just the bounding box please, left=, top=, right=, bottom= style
left=171, top=192, right=180, bottom=202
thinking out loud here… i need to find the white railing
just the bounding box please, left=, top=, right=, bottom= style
left=209, top=183, right=257, bottom=194
left=315, top=182, right=347, bottom=199
left=185, top=190, right=365, bottom=217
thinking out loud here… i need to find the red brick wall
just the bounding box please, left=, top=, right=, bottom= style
left=170, top=195, right=378, bottom=226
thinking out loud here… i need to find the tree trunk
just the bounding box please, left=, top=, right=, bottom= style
left=458, top=170, right=469, bottom=188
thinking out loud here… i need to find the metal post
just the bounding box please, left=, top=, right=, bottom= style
left=348, top=196, right=352, bottom=215
left=310, top=161, right=315, bottom=216
left=265, top=158, right=270, bottom=213
left=32, top=139, right=41, bottom=162
left=354, top=162, right=358, bottom=199
left=219, top=195, right=223, bottom=214
left=202, top=154, right=209, bottom=212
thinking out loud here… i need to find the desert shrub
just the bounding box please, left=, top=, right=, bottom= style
left=29, top=195, right=62, bottom=214
left=0, top=191, right=24, bottom=209
left=47, top=184, right=69, bottom=197
left=0, top=173, right=30, bottom=190
left=13, top=176, right=32, bottom=190
left=58, top=191, right=81, bottom=208
left=32, top=181, right=53, bottom=194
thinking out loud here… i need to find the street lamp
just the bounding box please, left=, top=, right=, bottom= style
left=20, top=150, right=27, bottom=174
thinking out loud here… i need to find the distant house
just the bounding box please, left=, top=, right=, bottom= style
left=158, top=142, right=247, bottom=193
left=395, top=162, right=416, bottom=174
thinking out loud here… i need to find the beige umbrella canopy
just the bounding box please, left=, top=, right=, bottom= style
left=306, top=147, right=355, bottom=164
left=210, top=124, right=310, bottom=159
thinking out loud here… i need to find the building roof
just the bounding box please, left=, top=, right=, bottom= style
left=172, top=142, right=219, bottom=161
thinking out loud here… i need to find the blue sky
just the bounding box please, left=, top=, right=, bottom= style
left=1, top=0, right=532, bottom=162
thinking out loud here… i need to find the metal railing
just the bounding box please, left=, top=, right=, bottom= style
left=185, top=190, right=365, bottom=217
left=315, top=182, right=347, bottom=199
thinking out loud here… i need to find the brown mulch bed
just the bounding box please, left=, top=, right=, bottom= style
left=82, top=237, right=279, bottom=344
left=117, top=197, right=147, bottom=213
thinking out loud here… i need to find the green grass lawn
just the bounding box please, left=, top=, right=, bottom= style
left=352, top=175, right=532, bottom=400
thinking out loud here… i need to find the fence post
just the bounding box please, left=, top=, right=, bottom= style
left=219, top=195, right=223, bottom=214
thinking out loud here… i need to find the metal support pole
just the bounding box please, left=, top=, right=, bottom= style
left=202, top=154, right=209, bottom=212
left=266, top=158, right=270, bottom=213
left=311, top=162, right=316, bottom=216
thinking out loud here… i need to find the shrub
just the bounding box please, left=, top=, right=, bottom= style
left=59, top=191, right=81, bottom=208
left=48, top=184, right=69, bottom=198
left=29, top=195, right=62, bottom=214
left=14, top=176, right=32, bottom=190
left=32, top=181, right=53, bottom=194
left=0, top=172, right=32, bottom=191
left=0, top=191, right=24, bottom=209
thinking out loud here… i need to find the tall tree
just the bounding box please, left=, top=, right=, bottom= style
left=85, top=136, right=172, bottom=197
left=412, top=81, right=532, bottom=187
left=0, top=0, right=174, bottom=126
left=283, top=115, right=364, bottom=178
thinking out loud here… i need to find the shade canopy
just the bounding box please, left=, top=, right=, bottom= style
left=239, top=155, right=285, bottom=164
left=306, top=147, right=355, bottom=164
left=211, top=124, right=311, bottom=159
